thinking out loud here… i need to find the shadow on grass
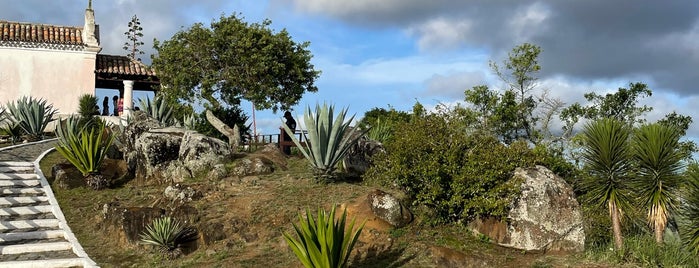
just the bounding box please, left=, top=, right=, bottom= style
left=350, top=244, right=416, bottom=268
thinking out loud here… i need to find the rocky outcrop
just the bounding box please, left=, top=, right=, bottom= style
left=131, top=126, right=231, bottom=184
left=231, top=143, right=288, bottom=177
left=164, top=184, right=202, bottom=203
left=468, top=165, right=584, bottom=252
left=102, top=202, right=166, bottom=244
left=342, top=134, right=384, bottom=178
left=367, top=190, right=412, bottom=228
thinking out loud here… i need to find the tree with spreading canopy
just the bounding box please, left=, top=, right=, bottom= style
left=151, top=14, right=320, bottom=112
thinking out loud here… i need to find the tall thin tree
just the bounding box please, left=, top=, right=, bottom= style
left=123, top=14, right=145, bottom=61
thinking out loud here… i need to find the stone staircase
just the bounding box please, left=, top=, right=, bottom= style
left=0, top=160, right=97, bottom=267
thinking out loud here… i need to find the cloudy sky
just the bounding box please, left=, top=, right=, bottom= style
left=2, top=0, right=699, bottom=138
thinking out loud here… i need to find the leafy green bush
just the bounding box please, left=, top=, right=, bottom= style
left=5, top=96, right=57, bottom=141
left=367, top=117, right=391, bottom=143
left=358, top=106, right=411, bottom=143
left=365, top=110, right=537, bottom=225
left=282, top=103, right=367, bottom=182
left=140, top=216, right=198, bottom=259
left=54, top=116, right=114, bottom=190
left=283, top=206, right=364, bottom=268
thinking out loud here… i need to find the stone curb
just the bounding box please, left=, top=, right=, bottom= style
left=0, top=138, right=58, bottom=153
left=33, top=147, right=99, bottom=268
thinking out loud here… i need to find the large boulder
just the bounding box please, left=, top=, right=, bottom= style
left=468, top=165, right=584, bottom=252
left=367, top=190, right=412, bottom=228
left=342, top=135, right=384, bottom=178
left=133, top=127, right=231, bottom=184
left=102, top=202, right=166, bottom=244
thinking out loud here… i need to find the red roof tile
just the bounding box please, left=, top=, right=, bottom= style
left=96, top=54, right=156, bottom=77
left=0, top=20, right=83, bottom=45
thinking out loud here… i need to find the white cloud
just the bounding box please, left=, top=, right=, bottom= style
left=508, top=2, right=551, bottom=42
left=424, top=71, right=487, bottom=99
left=407, top=17, right=472, bottom=51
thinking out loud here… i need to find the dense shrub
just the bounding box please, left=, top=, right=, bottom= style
left=365, top=111, right=538, bottom=225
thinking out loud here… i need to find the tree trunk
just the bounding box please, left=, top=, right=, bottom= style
left=205, top=110, right=240, bottom=151
left=610, top=200, right=624, bottom=250
left=655, top=220, right=664, bottom=244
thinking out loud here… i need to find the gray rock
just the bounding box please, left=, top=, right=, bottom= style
left=232, top=157, right=274, bottom=176
left=468, top=165, right=585, bottom=252
left=367, top=190, right=412, bottom=228
left=164, top=184, right=201, bottom=203
left=134, top=131, right=183, bottom=183
left=101, top=202, right=165, bottom=244
left=342, top=135, right=384, bottom=177
left=207, top=164, right=228, bottom=181
left=178, top=131, right=231, bottom=176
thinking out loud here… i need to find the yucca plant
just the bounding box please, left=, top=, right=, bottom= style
left=140, top=216, right=198, bottom=259
left=139, top=95, right=177, bottom=126
left=5, top=96, right=58, bottom=141
left=282, top=103, right=368, bottom=181
left=632, top=123, right=684, bottom=244
left=581, top=118, right=633, bottom=250
left=283, top=206, right=364, bottom=268
left=680, top=163, right=699, bottom=254
left=54, top=116, right=114, bottom=190
left=77, top=94, right=100, bottom=129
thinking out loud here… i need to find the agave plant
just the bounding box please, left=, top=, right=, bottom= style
left=0, top=107, right=22, bottom=145
left=140, top=216, right=198, bottom=259
left=5, top=96, right=58, bottom=141
left=139, top=95, right=178, bottom=126
left=632, top=123, right=684, bottom=244
left=54, top=116, right=114, bottom=190
left=182, top=113, right=197, bottom=130
left=282, top=103, right=368, bottom=181
left=283, top=206, right=364, bottom=268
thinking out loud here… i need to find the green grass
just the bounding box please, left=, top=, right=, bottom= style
left=586, top=234, right=699, bottom=267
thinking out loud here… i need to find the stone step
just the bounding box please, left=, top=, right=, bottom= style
left=0, top=197, right=49, bottom=207
left=0, top=173, right=38, bottom=180
left=0, top=205, right=52, bottom=217
left=0, top=219, right=60, bottom=232
left=0, top=167, right=34, bottom=173
left=0, top=241, right=72, bottom=254
left=0, top=162, right=34, bottom=167
left=0, top=230, right=64, bottom=243
left=0, top=180, right=41, bottom=188
left=0, top=188, right=44, bottom=196
left=0, top=257, right=87, bottom=268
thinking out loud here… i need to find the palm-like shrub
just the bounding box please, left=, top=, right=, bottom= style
left=283, top=206, right=364, bottom=268
left=139, top=95, right=177, bottom=126
left=77, top=94, right=100, bottom=129
left=680, top=163, right=699, bottom=254
left=140, top=216, right=198, bottom=259
left=282, top=103, right=367, bottom=181
left=581, top=118, right=633, bottom=250
left=632, top=123, right=684, bottom=244
left=54, top=116, right=114, bottom=190
left=6, top=96, right=57, bottom=141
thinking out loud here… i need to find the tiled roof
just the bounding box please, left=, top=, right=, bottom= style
left=96, top=54, right=156, bottom=77
left=0, top=20, right=83, bottom=45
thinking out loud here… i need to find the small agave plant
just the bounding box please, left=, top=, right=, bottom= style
left=283, top=206, right=364, bottom=268
left=140, top=216, right=198, bottom=259
left=139, top=95, right=178, bottom=126
left=5, top=96, right=58, bottom=141
left=54, top=116, right=114, bottom=190
left=282, top=103, right=368, bottom=182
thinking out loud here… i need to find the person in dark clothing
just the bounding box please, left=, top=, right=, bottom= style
left=112, top=95, right=119, bottom=116
left=102, top=96, right=109, bottom=116
left=282, top=111, right=296, bottom=155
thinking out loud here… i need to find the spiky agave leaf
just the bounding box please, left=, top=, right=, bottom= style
left=138, top=95, right=177, bottom=126
left=140, top=216, right=198, bottom=259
